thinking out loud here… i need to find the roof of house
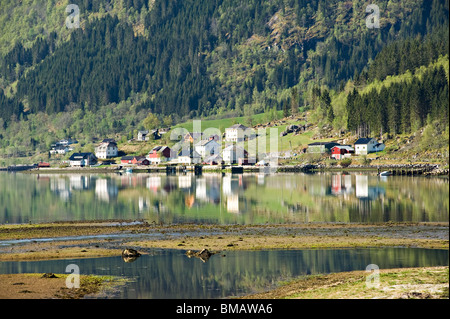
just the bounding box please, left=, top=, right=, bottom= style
left=354, top=138, right=375, bottom=145
left=52, top=145, right=69, bottom=150
left=69, top=153, right=95, bottom=161
left=308, top=142, right=339, bottom=146
left=122, top=155, right=147, bottom=161
left=195, top=139, right=219, bottom=147
left=152, top=145, right=171, bottom=152
left=102, top=138, right=116, bottom=143
left=96, top=141, right=117, bottom=151
left=185, top=132, right=203, bottom=138
left=228, top=124, right=248, bottom=130
left=332, top=145, right=354, bottom=151
left=178, top=148, right=201, bottom=158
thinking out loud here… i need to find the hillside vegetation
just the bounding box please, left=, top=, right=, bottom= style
left=0, top=0, right=448, bottom=165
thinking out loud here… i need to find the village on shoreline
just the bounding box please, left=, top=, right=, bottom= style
left=1, top=119, right=448, bottom=176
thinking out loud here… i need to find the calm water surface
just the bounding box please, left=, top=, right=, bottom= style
left=0, top=248, right=447, bottom=299
left=0, top=172, right=448, bottom=224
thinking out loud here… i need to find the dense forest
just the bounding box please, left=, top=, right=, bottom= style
left=0, top=0, right=448, bottom=161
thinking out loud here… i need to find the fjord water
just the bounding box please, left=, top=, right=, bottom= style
left=0, top=248, right=447, bottom=299
left=0, top=172, right=448, bottom=224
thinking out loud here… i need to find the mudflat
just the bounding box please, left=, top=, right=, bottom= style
left=0, top=221, right=448, bottom=261
left=0, top=273, right=121, bottom=299
left=0, top=221, right=448, bottom=299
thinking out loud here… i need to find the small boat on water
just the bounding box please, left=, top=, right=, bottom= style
left=379, top=171, right=392, bottom=176
left=125, top=168, right=133, bottom=174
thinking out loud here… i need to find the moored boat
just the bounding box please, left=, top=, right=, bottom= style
left=379, top=171, right=392, bottom=176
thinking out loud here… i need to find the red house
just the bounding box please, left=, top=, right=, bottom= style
left=121, top=156, right=149, bottom=165
left=148, top=146, right=172, bottom=165
left=38, top=162, right=51, bottom=168
left=331, top=146, right=354, bottom=160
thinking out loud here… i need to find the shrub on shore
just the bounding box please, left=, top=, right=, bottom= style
left=340, top=158, right=352, bottom=167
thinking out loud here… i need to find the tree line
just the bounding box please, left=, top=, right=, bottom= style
left=347, top=64, right=448, bottom=137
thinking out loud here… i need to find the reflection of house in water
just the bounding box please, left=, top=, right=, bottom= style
left=222, top=174, right=243, bottom=196
left=178, top=175, right=193, bottom=189
left=257, top=174, right=265, bottom=185
left=344, top=175, right=352, bottom=193
left=227, top=194, right=240, bottom=213
left=355, top=175, right=368, bottom=198
left=50, top=175, right=91, bottom=200
left=195, top=175, right=221, bottom=204
left=331, top=174, right=342, bottom=195
left=222, top=174, right=248, bottom=213
left=119, top=174, right=147, bottom=188
left=355, top=175, right=385, bottom=200
left=147, top=176, right=161, bottom=193
left=50, top=177, right=71, bottom=200
left=222, top=175, right=232, bottom=196
left=95, top=179, right=118, bottom=202
left=331, top=174, right=353, bottom=196
left=69, top=175, right=90, bottom=190
left=196, top=178, right=207, bottom=200
left=139, top=197, right=151, bottom=212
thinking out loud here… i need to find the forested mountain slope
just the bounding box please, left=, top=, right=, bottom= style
left=0, top=0, right=448, bottom=162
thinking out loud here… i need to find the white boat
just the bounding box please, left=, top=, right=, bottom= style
left=379, top=171, right=392, bottom=176
left=125, top=168, right=133, bottom=174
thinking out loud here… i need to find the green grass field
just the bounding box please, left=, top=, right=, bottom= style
left=172, top=111, right=337, bottom=153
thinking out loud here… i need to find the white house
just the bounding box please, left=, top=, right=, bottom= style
left=225, top=124, right=249, bottom=142
left=354, top=138, right=385, bottom=155
left=178, top=148, right=202, bottom=165
left=195, top=139, right=221, bottom=159
left=222, top=145, right=248, bottom=164
left=50, top=145, right=71, bottom=155
left=57, top=138, right=78, bottom=146
left=69, top=153, right=97, bottom=167
left=137, top=130, right=149, bottom=141
left=95, top=141, right=118, bottom=159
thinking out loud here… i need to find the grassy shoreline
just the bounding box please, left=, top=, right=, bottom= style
left=241, top=266, right=449, bottom=299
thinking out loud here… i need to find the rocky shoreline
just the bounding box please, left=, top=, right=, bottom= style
left=278, top=163, right=449, bottom=176
left=14, top=162, right=449, bottom=176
